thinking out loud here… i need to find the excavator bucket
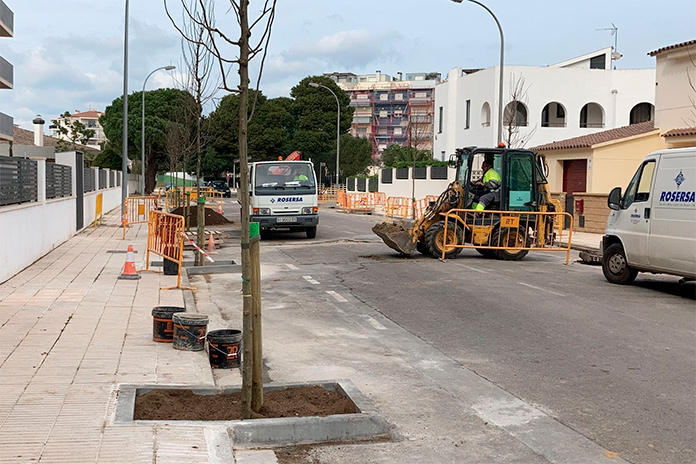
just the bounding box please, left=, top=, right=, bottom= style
left=372, top=221, right=417, bottom=255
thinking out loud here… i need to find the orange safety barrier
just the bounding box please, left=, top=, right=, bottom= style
left=385, top=196, right=412, bottom=219
left=122, top=196, right=159, bottom=239
left=336, top=189, right=347, bottom=209
left=413, top=195, right=439, bottom=219
left=142, top=210, right=195, bottom=290
left=372, top=192, right=387, bottom=206
left=344, top=192, right=374, bottom=213
left=441, top=209, right=574, bottom=264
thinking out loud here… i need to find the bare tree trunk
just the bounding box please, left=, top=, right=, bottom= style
left=238, top=0, right=254, bottom=420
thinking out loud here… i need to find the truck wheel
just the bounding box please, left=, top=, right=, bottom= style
left=305, top=226, right=317, bottom=239
left=416, top=240, right=430, bottom=255
left=492, top=227, right=529, bottom=261
left=602, top=243, right=638, bottom=284
left=424, top=221, right=463, bottom=259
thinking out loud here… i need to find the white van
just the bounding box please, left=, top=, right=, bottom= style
left=249, top=160, right=319, bottom=239
left=602, top=147, right=696, bottom=284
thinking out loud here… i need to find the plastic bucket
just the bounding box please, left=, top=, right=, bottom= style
left=172, top=313, right=209, bottom=351
left=151, top=306, right=186, bottom=342
left=207, top=329, right=242, bottom=369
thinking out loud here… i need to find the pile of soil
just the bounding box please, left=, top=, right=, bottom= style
left=170, top=206, right=231, bottom=226
left=134, top=385, right=356, bottom=421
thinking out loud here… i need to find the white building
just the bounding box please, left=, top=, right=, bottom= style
left=433, top=47, right=656, bottom=160
left=0, top=0, right=13, bottom=142
left=50, top=109, right=108, bottom=149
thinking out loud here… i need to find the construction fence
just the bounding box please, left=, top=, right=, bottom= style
left=142, top=210, right=193, bottom=290
left=441, top=209, right=574, bottom=263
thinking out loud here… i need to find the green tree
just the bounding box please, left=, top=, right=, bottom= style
left=100, top=88, right=197, bottom=191
left=52, top=111, right=95, bottom=152
left=339, top=134, right=372, bottom=177
left=205, top=92, right=296, bottom=176
left=290, top=76, right=353, bottom=180
left=91, top=144, right=122, bottom=170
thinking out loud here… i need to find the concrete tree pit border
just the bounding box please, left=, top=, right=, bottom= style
left=113, top=380, right=390, bottom=448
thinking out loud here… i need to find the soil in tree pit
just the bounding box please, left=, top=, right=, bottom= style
left=170, top=206, right=231, bottom=226
left=134, top=386, right=356, bottom=421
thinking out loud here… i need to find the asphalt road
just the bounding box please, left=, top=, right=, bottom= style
left=252, top=205, right=695, bottom=464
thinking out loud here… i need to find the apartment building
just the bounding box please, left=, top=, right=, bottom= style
left=0, top=0, right=13, bottom=142
left=326, top=71, right=439, bottom=161
left=433, top=47, right=656, bottom=160
left=50, top=109, right=108, bottom=149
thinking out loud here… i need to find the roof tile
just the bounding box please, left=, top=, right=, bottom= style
left=532, top=121, right=656, bottom=151
left=648, top=39, right=696, bottom=56
left=662, top=127, right=696, bottom=137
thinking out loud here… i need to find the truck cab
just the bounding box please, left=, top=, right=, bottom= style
left=249, top=160, right=319, bottom=239
left=602, top=147, right=696, bottom=284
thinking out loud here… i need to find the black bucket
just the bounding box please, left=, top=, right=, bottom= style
left=207, top=329, right=242, bottom=369
left=152, top=306, right=186, bottom=342
left=172, top=313, right=209, bottom=351
left=163, top=257, right=179, bottom=276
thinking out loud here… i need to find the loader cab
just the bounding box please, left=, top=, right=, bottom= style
left=456, top=147, right=543, bottom=212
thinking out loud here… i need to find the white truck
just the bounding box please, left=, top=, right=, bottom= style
left=249, top=160, right=319, bottom=239
left=602, top=147, right=696, bottom=284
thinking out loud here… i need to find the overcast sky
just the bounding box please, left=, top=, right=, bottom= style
left=1, top=0, right=694, bottom=131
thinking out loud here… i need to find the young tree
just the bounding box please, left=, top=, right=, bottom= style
left=52, top=111, right=95, bottom=151
left=503, top=73, right=537, bottom=148
left=165, top=0, right=278, bottom=418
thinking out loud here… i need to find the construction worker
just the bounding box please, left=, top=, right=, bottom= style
left=474, top=160, right=501, bottom=211
left=292, top=167, right=309, bottom=182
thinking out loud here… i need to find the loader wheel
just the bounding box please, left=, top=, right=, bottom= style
left=416, top=240, right=430, bottom=256
left=425, top=221, right=463, bottom=259
left=492, top=227, right=529, bottom=261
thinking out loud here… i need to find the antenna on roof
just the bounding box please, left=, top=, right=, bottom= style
left=596, top=23, right=621, bottom=69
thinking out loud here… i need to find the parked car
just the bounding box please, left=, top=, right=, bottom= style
left=209, top=180, right=231, bottom=198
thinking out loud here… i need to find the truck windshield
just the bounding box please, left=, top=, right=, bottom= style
left=254, top=163, right=316, bottom=196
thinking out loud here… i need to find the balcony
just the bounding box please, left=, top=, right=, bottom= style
left=0, top=112, right=13, bottom=141
left=0, top=55, right=12, bottom=89
left=0, top=1, right=13, bottom=37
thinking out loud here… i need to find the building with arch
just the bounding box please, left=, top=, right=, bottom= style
left=433, top=47, right=655, bottom=160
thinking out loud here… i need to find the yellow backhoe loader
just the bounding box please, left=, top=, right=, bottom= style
left=373, top=146, right=565, bottom=260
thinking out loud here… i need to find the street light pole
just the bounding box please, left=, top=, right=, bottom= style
left=141, top=65, right=175, bottom=195
left=452, top=0, right=504, bottom=145
left=309, top=82, right=341, bottom=186
left=121, top=0, right=129, bottom=216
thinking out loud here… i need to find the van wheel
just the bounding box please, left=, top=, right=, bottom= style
left=305, top=226, right=317, bottom=239
left=602, top=243, right=638, bottom=284
left=424, top=220, right=463, bottom=259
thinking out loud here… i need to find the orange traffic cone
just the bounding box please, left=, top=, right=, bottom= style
left=217, top=201, right=223, bottom=215
left=207, top=233, right=215, bottom=253
left=118, top=244, right=141, bottom=280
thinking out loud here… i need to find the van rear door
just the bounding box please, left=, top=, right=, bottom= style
left=648, top=152, right=696, bottom=275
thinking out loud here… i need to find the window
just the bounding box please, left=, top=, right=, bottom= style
left=506, top=153, right=535, bottom=210
left=630, top=102, right=654, bottom=124
left=590, top=54, right=606, bottom=69
left=438, top=106, right=443, bottom=133
left=379, top=109, right=388, bottom=118
left=465, top=100, right=471, bottom=129
left=394, top=127, right=403, bottom=135
left=394, top=93, right=403, bottom=100
left=622, top=160, right=656, bottom=209
left=481, top=102, right=491, bottom=127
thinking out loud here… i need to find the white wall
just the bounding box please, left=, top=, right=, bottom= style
left=434, top=65, right=655, bottom=157
left=377, top=166, right=457, bottom=199
left=0, top=155, right=124, bottom=284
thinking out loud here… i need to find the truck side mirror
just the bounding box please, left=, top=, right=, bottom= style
left=448, top=154, right=461, bottom=168
left=608, top=187, right=622, bottom=210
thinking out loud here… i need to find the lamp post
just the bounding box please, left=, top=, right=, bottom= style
left=308, top=82, right=341, bottom=186
left=451, top=0, right=504, bottom=145
left=141, top=65, right=175, bottom=195
left=121, top=0, right=129, bottom=216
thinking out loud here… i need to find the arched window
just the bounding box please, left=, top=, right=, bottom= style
left=630, top=102, right=654, bottom=124
left=504, top=101, right=528, bottom=127
left=481, top=102, right=491, bottom=127
left=541, top=102, right=567, bottom=128
left=580, top=103, right=604, bottom=128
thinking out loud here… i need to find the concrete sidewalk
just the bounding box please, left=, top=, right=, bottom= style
left=0, top=206, right=616, bottom=464
left=0, top=212, right=219, bottom=463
